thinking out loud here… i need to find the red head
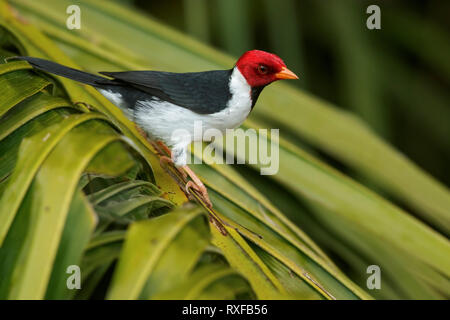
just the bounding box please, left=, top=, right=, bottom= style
left=235, top=50, right=298, bottom=87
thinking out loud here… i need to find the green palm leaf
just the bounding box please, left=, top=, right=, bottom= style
left=0, top=0, right=448, bottom=300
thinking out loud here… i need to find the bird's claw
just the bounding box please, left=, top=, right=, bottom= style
left=185, top=180, right=213, bottom=209
left=156, top=143, right=212, bottom=209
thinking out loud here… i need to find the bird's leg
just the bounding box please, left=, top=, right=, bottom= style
left=159, top=155, right=172, bottom=168
left=140, top=135, right=212, bottom=208
left=156, top=140, right=212, bottom=208
left=135, top=124, right=150, bottom=141
left=155, top=141, right=188, bottom=180
left=182, top=165, right=213, bottom=208
left=159, top=155, right=187, bottom=180
left=156, top=140, right=173, bottom=157
left=136, top=128, right=184, bottom=176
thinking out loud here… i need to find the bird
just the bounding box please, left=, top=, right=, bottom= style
left=12, top=50, right=298, bottom=207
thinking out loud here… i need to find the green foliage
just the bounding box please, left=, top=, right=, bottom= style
left=0, top=0, right=448, bottom=300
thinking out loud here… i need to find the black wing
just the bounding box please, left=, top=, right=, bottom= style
left=100, top=69, right=233, bottom=114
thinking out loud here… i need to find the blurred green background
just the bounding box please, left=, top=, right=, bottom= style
left=130, top=0, right=450, bottom=190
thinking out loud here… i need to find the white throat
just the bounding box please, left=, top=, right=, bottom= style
left=220, top=67, right=252, bottom=125
left=228, top=67, right=251, bottom=110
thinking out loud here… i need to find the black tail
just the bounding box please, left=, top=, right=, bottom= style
left=9, top=56, right=112, bottom=87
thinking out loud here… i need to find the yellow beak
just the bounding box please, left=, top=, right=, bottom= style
left=275, top=67, right=299, bottom=80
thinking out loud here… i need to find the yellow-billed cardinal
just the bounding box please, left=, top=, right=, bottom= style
left=13, top=50, right=298, bottom=207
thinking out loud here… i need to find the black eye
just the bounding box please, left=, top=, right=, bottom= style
left=257, top=65, right=268, bottom=75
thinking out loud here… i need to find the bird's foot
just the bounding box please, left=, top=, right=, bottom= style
left=152, top=140, right=212, bottom=208
left=182, top=165, right=213, bottom=209
left=185, top=181, right=213, bottom=209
